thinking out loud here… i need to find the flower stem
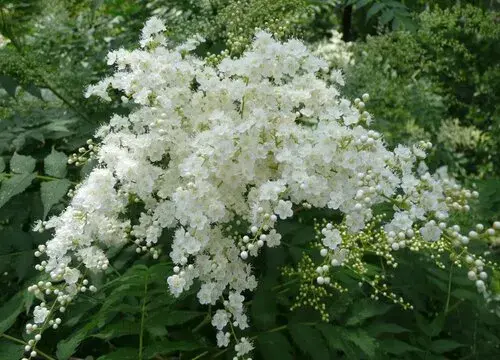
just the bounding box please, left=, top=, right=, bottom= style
left=0, top=333, right=56, bottom=360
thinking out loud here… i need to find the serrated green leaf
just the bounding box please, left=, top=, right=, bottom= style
left=144, top=341, right=202, bottom=358
left=346, top=299, right=391, bottom=326
left=258, top=332, right=293, bottom=360
left=430, top=339, right=465, bottom=354
left=0, top=172, right=36, bottom=209
left=148, top=310, right=204, bottom=327
left=10, top=152, right=36, bottom=173
left=289, top=324, right=329, bottom=360
left=92, top=320, right=139, bottom=340
left=41, top=179, right=71, bottom=218
left=366, top=322, right=410, bottom=335
left=44, top=148, right=68, bottom=178
left=379, top=339, right=422, bottom=355
left=0, top=292, right=24, bottom=333
left=344, top=329, right=377, bottom=357
left=97, top=348, right=138, bottom=360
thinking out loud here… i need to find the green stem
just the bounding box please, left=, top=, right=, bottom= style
left=0, top=333, right=56, bottom=360
left=192, top=351, right=209, bottom=360
left=139, top=272, right=149, bottom=360
left=444, top=263, right=453, bottom=314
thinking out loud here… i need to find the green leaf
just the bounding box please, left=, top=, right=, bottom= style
left=10, top=152, right=36, bottom=173
left=366, top=3, right=385, bottom=20
left=97, top=348, right=138, bottom=360
left=0, top=173, right=36, bottom=209
left=379, top=339, right=422, bottom=355
left=345, top=299, right=391, bottom=326
left=430, top=339, right=465, bottom=354
left=258, top=332, right=293, bottom=360
left=0, top=75, right=18, bottom=98
left=148, top=310, right=204, bottom=327
left=289, top=324, right=329, bottom=360
left=41, top=179, right=71, bottom=218
left=144, top=341, right=202, bottom=358
left=0, top=339, right=24, bottom=359
left=379, top=9, right=394, bottom=25
left=0, top=157, right=5, bottom=173
left=92, top=320, right=139, bottom=340
left=44, top=148, right=68, bottom=178
left=0, top=292, right=24, bottom=333
left=343, top=329, right=377, bottom=357
left=23, top=83, right=43, bottom=100
left=366, top=322, right=410, bottom=335
left=56, top=321, right=97, bottom=360
left=251, top=286, right=277, bottom=330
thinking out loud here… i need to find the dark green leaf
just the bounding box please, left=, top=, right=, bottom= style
left=44, top=148, right=68, bottom=178
left=289, top=323, right=329, bottom=360
left=97, top=348, right=138, bottom=360
left=366, top=3, right=385, bottom=20
left=56, top=321, right=97, bottom=360
left=41, top=179, right=71, bottom=218
left=0, top=292, right=24, bottom=333
left=345, top=299, right=391, bottom=326
left=10, top=152, right=36, bottom=173
left=430, top=339, right=465, bottom=354
left=0, top=173, right=36, bottom=209
left=0, top=339, right=24, bottom=359
left=379, top=9, right=394, bottom=25
left=23, top=83, right=43, bottom=100
left=343, top=329, right=377, bottom=357
left=251, top=286, right=277, bottom=329
left=0, top=75, right=18, bottom=98
left=379, top=339, right=422, bottom=355
left=144, top=341, right=202, bottom=358
left=0, top=157, right=5, bottom=173
left=366, top=322, right=410, bottom=335
left=258, top=332, right=293, bottom=360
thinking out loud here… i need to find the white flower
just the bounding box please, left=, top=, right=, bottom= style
left=211, top=309, right=229, bottom=330
left=235, top=337, right=254, bottom=356
left=274, top=200, right=293, bottom=219
left=167, top=274, right=186, bottom=297
left=265, top=229, right=282, bottom=247
left=33, top=306, right=49, bottom=324
left=420, top=222, right=442, bottom=242
left=322, top=228, right=342, bottom=250
left=216, top=331, right=230, bottom=347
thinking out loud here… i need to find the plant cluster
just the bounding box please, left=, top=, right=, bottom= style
left=19, top=19, right=499, bottom=360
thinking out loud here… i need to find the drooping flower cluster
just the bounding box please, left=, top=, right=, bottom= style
left=314, top=29, right=354, bottom=70
left=24, top=18, right=498, bottom=359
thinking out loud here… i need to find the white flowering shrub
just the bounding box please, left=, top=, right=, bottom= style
left=22, top=18, right=499, bottom=360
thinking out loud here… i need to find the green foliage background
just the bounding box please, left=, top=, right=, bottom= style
left=0, top=1, right=499, bottom=359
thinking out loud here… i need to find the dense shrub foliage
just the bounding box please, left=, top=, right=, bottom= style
left=0, top=1, right=499, bottom=360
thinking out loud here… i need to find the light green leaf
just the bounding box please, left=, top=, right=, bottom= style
left=0, top=292, right=24, bottom=333
left=0, top=173, right=36, bottom=209
left=430, top=339, right=465, bottom=354
left=10, top=153, right=36, bottom=173
left=366, top=3, right=385, bottom=20
left=44, top=148, right=68, bottom=178
left=289, top=324, right=329, bottom=360
left=41, top=179, right=71, bottom=218
left=0, top=157, right=5, bottom=173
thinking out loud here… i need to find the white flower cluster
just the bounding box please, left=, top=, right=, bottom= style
left=314, top=29, right=354, bottom=70
left=24, top=18, right=494, bottom=359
